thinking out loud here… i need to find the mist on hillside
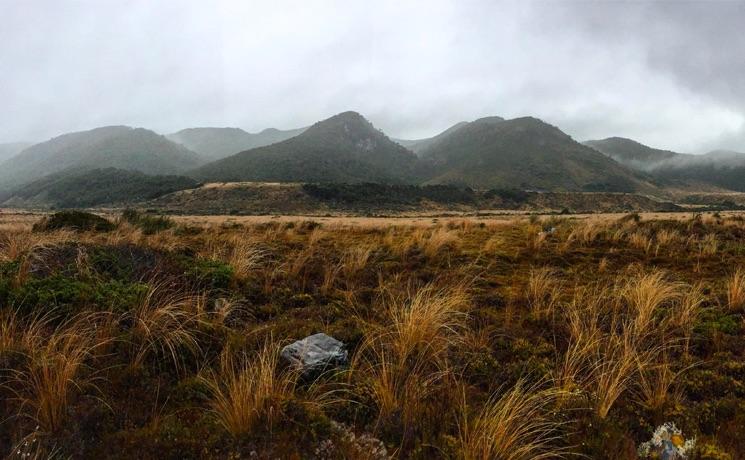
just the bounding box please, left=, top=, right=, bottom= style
left=1, top=0, right=744, bottom=154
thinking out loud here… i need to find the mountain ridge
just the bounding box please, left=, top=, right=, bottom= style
left=0, top=126, right=203, bottom=191
left=168, top=126, right=306, bottom=161
left=415, top=116, right=654, bottom=192
left=190, top=111, right=420, bottom=184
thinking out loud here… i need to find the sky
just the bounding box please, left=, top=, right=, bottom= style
left=1, top=0, right=744, bottom=153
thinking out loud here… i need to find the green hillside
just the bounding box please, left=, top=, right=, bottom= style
left=418, top=117, right=652, bottom=192
left=584, top=137, right=683, bottom=170
left=0, top=141, right=32, bottom=163
left=2, top=168, right=198, bottom=208
left=586, top=137, right=745, bottom=192
left=0, top=126, right=203, bottom=190
left=190, top=111, right=420, bottom=183
left=168, top=126, right=306, bottom=161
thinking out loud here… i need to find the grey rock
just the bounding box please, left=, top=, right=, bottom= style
left=280, top=333, right=348, bottom=377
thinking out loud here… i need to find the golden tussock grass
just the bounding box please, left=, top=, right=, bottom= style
left=201, top=234, right=267, bottom=281
left=526, top=267, right=562, bottom=319
left=355, top=343, right=450, bottom=430
left=670, top=283, right=706, bottom=354
left=591, top=331, right=643, bottom=419
left=627, top=230, right=653, bottom=255
left=199, top=341, right=296, bottom=438
left=726, top=268, right=745, bottom=311
left=633, top=347, right=691, bottom=412
left=699, top=233, right=719, bottom=257
left=655, top=229, right=680, bottom=248
left=125, top=283, right=201, bottom=371
left=564, top=220, right=603, bottom=249
left=351, top=284, right=469, bottom=434
left=0, top=230, right=73, bottom=263
left=6, top=315, right=107, bottom=433
left=620, top=270, right=683, bottom=336
left=0, top=310, right=54, bottom=356
left=421, top=227, right=460, bottom=259
left=457, top=380, right=568, bottom=460
left=379, top=283, right=470, bottom=365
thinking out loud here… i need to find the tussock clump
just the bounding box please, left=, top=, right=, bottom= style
left=421, top=227, right=460, bottom=259
left=526, top=267, right=562, bottom=319
left=6, top=315, right=107, bottom=433
left=726, top=268, right=745, bottom=311
left=457, top=381, right=568, bottom=460
left=124, top=283, right=201, bottom=371
left=620, top=270, right=683, bottom=336
left=120, top=209, right=174, bottom=235
left=200, top=341, right=295, bottom=437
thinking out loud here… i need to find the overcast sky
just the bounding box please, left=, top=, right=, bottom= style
left=1, top=0, right=744, bottom=153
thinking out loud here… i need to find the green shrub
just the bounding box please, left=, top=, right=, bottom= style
left=33, top=210, right=115, bottom=232
left=184, top=259, right=234, bottom=290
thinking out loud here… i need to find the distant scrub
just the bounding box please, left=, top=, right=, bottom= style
left=302, top=182, right=476, bottom=206
left=7, top=167, right=198, bottom=208
left=33, top=210, right=115, bottom=232
left=483, top=187, right=530, bottom=203
left=121, top=209, right=175, bottom=234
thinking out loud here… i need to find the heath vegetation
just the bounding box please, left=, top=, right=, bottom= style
left=0, top=210, right=744, bottom=458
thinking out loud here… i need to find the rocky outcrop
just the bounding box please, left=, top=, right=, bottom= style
left=280, top=333, right=348, bottom=377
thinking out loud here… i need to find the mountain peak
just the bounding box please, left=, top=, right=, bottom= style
left=471, top=116, right=505, bottom=125
left=0, top=125, right=202, bottom=190
left=301, top=111, right=379, bottom=141
left=191, top=111, right=418, bottom=184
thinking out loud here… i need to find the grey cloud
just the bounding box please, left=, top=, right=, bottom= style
left=0, top=0, right=743, bottom=153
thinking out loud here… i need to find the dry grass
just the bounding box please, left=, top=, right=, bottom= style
left=620, top=270, right=682, bottom=336
left=199, top=341, right=295, bottom=438
left=225, top=236, right=267, bottom=280
left=564, top=220, right=603, bottom=249
left=357, top=343, right=448, bottom=430
left=125, top=284, right=201, bottom=371
left=591, top=332, right=642, bottom=419
left=421, top=227, right=460, bottom=259
left=352, top=284, right=469, bottom=433
left=726, top=268, right=745, bottom=311
left=671, top=284, right=706, bottom=354
left=699, top=233, right=719, bottom=256
left=457, top=380, right=568, bottom=460
left=0, top=229, right=72, bottom=263
left=655, top=229, right=680, bottom=247
left=526, top=267, right=562, bottom=319
left=341, top=245, right=373, bottom=280
left=3, top=211, right=744, bottom=457
left=628, top=231, right=653, bottom=255
left=553, top=331, right=601, bottom=398
left=0, top=310, right=52, bottom=355
left=7, top=316, right=105, bottom=433
left=380, top=283, right=470, bottom=365
left=634, top=348, right=689, bottom=412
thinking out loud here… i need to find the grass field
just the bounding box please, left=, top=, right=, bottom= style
left=1, top=209, right=744, bottom=458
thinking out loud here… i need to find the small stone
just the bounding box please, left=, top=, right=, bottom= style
left=280, top=333, right=348, bottom=377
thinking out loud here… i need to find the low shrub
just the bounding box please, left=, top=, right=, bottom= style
left=121, top=209, right=175, bottom=235
left=33, top=211, right=115, bottom=232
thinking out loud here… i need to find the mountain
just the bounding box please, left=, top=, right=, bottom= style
left=0, top=142, right=33, bottom=164
left=585, top=137, right=745, bottom=192
left=168, top=126, right=306, bottom=161
left=190, top=111, right=420, bottom=183
left=652, top=150, right=745, bottom=192
left=416, top=116, right=652, bottom=192
left=1, top=167, right=199, bottom=208
left=0, top=126, right=203, bottom=190
left=394, top=121, right=471, bottom=154
left=583, top=137, right=683, bottom=171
